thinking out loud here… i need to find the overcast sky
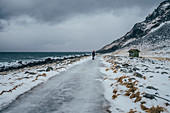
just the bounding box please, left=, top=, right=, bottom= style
left=0, top=0, right=164, bottom=52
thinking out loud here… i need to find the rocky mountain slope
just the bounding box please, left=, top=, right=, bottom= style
left=97, top=0, right=170, bottom=54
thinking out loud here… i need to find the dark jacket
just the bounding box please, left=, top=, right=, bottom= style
left=92, top=51, right=95, bottom=57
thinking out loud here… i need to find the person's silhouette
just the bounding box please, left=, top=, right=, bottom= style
left=92, top=50, right=95, bottom=60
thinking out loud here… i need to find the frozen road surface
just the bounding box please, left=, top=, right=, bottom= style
left=1, top=56, right=105, bottom=113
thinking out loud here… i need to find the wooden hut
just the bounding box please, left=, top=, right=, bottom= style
left=128, top=49, right=140, bottom=57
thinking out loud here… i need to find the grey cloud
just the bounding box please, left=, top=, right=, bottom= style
left=0, top=0, right=165, bottom=52
left=0, top=0, right=164, bottom=23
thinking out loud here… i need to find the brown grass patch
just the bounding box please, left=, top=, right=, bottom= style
left=128, top=109, right=137, bottom=113
left=143, top=76, right=146, bottom=80
left=145, top=106, right=165, bottom=113
left=103, top=78, right=107, bottom=80
left=56, top=67, right=66, bottom=70
left=32, top=73, right=46, bottom=82
left=141, top=104, right=165, bottom=113
left=113, top=89, right=118, bottom=94
left=124, top=91, right=131, bottom=96
left=105, top=69, right=110, bottom=71
left=117, top=76, right=130, bottom=83
left=0, top=83, right=24, bottom=95
left=134, top=96, right=142, bottom=103
left=110, top=84, right=113, bottom=86
left=128, top=79, right=132, bottom=82
left=128, top=87, right=138, bottom=93
left=141, top=104, right=149, bottom=111
left=125, top=83, right=133, bottom=88
left=112, top=94, right=118, bottom=99
left=113, top=69, right=118, bottom=73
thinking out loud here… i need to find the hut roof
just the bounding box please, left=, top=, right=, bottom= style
left=128, top=49, right=140, bottom=52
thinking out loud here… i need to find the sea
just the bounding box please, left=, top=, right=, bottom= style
left=0, top=52, right=90, bottom=68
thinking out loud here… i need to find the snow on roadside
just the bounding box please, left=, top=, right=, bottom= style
left=0, top=56, right=91, bottom=110
left=100, top=54, right=170, bottom=113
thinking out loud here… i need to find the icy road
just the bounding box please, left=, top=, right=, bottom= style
left=1, top=56, right=105, bottom=113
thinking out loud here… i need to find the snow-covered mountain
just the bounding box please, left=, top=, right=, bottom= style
left=97, top=0, right=170, bottom=54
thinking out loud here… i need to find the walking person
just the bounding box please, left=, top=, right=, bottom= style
left=92, top=50, right=95, bottom=60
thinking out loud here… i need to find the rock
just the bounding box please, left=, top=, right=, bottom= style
left=146, top=71, right=155, bottom=73
left=29, top=72, right=36, bottom=75
left=155, top=67, right=161, bottom=69
left=133, top=67, right=139, bottom=71
left=155, top=92, right=159, bottom=95
left=139, top=85, right=144, bottom=87
left=25, top=71, right=36, bottom=75
left=165, top=68, right=169, bottom=70
left=25, top=71, right=29, bottom=74
left=134, top=72, right=143, bottom=78
left=122, top=63, right=129, bottom=68
left=144, top=68, right=148, bottom=70
left=169, top=76, right=170, bottom=78
left=141, top=101, right=146, bottom=104
left=46, top=67, right=53, bottom=72
left=129, top=78, right=136, bottom=80
left=150, top=76, right=153, bottom=78
left=143, top=93, right=156, bottom=100
left=161, top=72, right=168, bottom=74
left=129, top=69, right=133, bottom=73
left=38, top=70, right=45, bottom=72
left=18, top=61, right=23, bottom=64
left=146, top=86, right=158, bottom=91
left=120, top=69, right=127, bottom=73
left=45, top=58, right=52, bottom=62
left=115, top=65, right=121, bottom=69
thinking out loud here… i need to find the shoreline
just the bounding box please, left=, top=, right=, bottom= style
left=0, top=54, right=90, bottom=73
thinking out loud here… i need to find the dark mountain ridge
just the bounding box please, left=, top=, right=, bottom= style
left=97, top=0, right=170, bottom=53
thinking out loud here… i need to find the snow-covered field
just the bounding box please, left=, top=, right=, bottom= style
left=100, top=53, right=170, bottom=113
left=0, top=56, right=91, bottom=110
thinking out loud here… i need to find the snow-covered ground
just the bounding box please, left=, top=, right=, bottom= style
left=100, top=53, right=170, bottom=113
left=0, top=56, right=91, bottom=111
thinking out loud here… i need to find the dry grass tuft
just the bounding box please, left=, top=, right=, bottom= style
left=128, top=79, right=132, bottom=82
left=143, top=76, right=146, bottom=80
left=128, top=109, right=137, bottom=113
left=0, top=83, right=24, bottom=95
left=112, top=94, right=118, bottom=99
left=145, top=106, right=165, bottom=113
left=141, top=104, right=149, bottom=111
left=134, top=96, right=142, bottom=103
left=129, top=91, right=142, bottom=103
left=125, top=83, right=133, bottom=88
left=105, top=69, right=110, bottom=71
left=32, top=73, right=46, bottom=82
left=124, top=91, right=131, bottom=96
left=141, top=104, right=165, bottom=113
left=128, top=87, right=138, bottom=93
left=130, top=93, right=136, bottom=99
left=103, top=78, right=107, bottom=80
left=110, top=84, right=113, bottom=86
left=113, top=89, right=118, bottom=94
left=117, top=76, right=129, bottom=83
left=113, top=69, right=118, bottom=73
